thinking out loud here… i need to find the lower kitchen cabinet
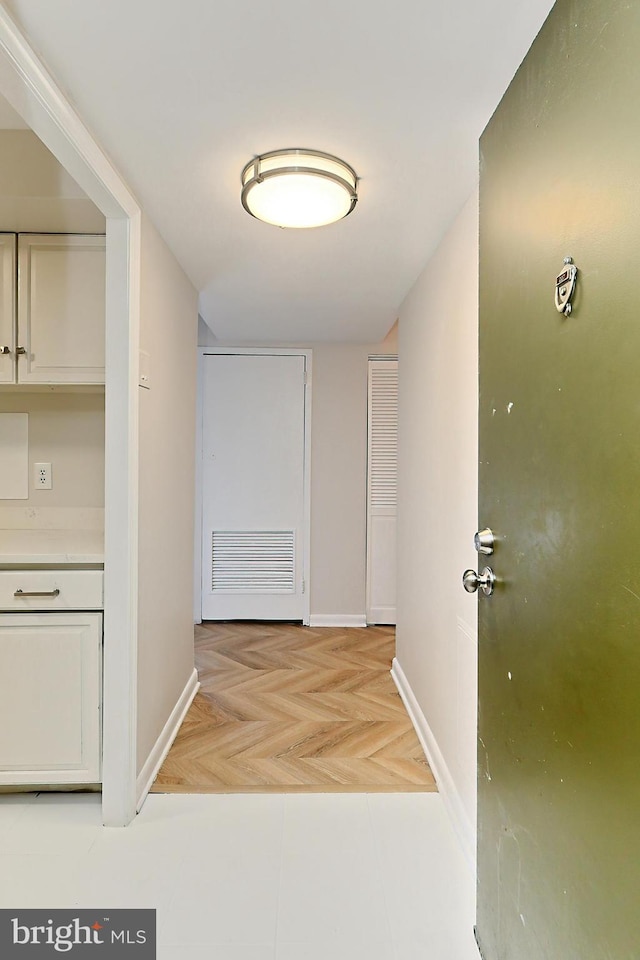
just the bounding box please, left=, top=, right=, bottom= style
left=0, top=612, right=102, bottom=784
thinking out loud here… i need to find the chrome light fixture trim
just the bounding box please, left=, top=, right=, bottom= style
left=240, top=148, right=358, bottom=228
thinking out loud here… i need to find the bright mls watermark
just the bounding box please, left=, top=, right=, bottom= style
left=0, top=910, right=155, bottom=957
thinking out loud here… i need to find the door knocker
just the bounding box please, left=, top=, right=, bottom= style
left=555, top=256, right=578, bottom=316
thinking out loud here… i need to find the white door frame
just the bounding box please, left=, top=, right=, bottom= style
left=0, top=9, right=141, bottom=826
left=195, top=346, right=312, bottom=626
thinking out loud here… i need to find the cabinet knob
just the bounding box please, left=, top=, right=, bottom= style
left=16, top=346, right=26, bottom=355
left=0, top=345, right=10, bottom=355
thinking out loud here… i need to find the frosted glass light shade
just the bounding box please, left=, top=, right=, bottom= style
left=241, top=149, right=358, bottom=228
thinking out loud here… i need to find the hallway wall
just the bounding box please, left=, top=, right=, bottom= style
left=309, top=343, right=370, bottom=621
left=137, top=214, right=199, bottom=782
left=395, top=191, right=478, bottom=863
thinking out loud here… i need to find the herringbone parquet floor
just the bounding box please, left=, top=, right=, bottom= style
left=152, top=622, right=436, bottom=793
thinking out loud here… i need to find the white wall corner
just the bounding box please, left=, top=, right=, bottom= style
left=391, top=656, right=476, bottom=871
left=308, top=614, right=368, bottom=628
left=135, top=668, right=199, bottom=811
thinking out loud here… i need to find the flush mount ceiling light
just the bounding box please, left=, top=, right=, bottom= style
left=241, top=149, right=358, bottom=228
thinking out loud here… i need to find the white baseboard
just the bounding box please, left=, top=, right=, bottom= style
left=367, top=606, right=397, bottom=625
left=309, top=614, right=367, bottom=628
left=135, top=668, right=199, bottom=811
left=391, top=656, right=476, bottom=871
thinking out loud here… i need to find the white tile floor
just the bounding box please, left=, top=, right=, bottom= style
left=0, top=791, right=479, bottom=960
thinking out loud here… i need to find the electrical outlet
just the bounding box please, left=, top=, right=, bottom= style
left=34, top=462, right=52, bottom=490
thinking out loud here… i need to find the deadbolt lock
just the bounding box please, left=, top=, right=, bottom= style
left=474, top=528, right=495, bottom=555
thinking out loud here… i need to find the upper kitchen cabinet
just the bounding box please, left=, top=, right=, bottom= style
left=18, top=234, right=106, bottom=384
left=0, top=234, right=16, bottom=384
left=0, top=233, right=106, bottom=386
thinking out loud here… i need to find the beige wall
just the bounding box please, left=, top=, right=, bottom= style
left=310, top=329, right=397, bottom=617
left=309, top=343, right=369, bottom=618
left=137, top=215, right=199, bottom=777
left=0, top=130, right=105, bottom=233
left=396, top=191, right=478, bottom=860
left=197, top=320, right=398, bottom=620
left=0, top=391, right=104, bottom=509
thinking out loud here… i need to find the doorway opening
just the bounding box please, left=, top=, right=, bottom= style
left=0, top=18, right=141, bottom=826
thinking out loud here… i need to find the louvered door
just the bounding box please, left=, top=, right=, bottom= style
left=366, top=358, right=398, bottom=624
left=201, top=353, right=308, bottom=621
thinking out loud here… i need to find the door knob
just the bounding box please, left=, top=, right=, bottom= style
left=462, top=567, right=496, bottom=596
left=474, top=528, right=495, bottom=555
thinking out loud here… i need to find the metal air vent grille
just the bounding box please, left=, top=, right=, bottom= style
left=211, top=530, right=295, bottom=593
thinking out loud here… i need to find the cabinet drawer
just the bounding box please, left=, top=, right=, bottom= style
left=0, top=570, right=103, bottom=610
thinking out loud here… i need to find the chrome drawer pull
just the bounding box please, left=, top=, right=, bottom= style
left=13, top=588, right=60, bottom=598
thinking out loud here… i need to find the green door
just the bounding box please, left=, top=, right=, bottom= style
left=477, top=1, right=640, bottom=957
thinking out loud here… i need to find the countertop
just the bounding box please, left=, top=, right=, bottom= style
left=0, top=528, right=104, bottom=566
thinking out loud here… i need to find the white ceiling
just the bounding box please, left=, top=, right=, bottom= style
left=2, top=0, right=555, bottom=343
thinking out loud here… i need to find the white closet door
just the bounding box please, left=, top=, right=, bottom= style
left=201, top=353, right=307, bottom=620
left=366, top=358, right=398, bottom=624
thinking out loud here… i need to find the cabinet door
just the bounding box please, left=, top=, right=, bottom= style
left=17, top=234, right=105, bottom=384
left=0, top=612, right=102, bottom=784
left=0, top=234, right=16, bottom=384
